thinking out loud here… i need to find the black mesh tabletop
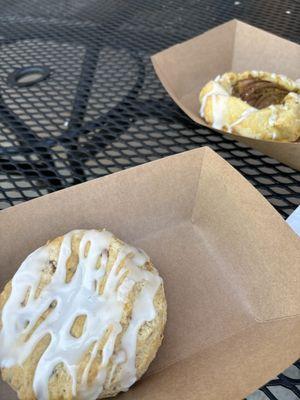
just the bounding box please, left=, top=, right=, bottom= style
left=0, top=0, right=299, bottom=398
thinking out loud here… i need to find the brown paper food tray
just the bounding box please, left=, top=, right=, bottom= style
left=151, top=19, right=300, bottom=171
left=1, top=147, right=300, bottom=400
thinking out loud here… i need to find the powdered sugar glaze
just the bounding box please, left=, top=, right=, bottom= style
left=0, top=230, right=162, bottom=400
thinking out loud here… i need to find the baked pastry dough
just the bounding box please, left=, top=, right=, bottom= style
left=199, top=71, right=300, bottom=141
left=0, top=229, right=167, bottom=400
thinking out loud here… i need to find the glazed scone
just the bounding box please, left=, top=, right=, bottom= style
left=0, top=229, right=167, bottom=400
left=199, top=71, right=300, bottom=142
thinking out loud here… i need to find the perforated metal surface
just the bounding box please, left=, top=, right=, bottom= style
left=0, top=0, right=299, bottom=398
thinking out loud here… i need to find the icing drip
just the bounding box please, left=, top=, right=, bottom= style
left=229, top=107, right=257, bottom=132
left=0, top=230, right=162, bottom=400
left=200, top=81, right=229, bottom=118
left=211, top=95, right=227, bottom=130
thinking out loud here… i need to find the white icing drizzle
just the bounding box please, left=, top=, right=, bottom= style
left=228, top=107, right=257, bottom=132
left=199, top=90, right=213, bottom=117
left=0, top=230, right=162, bottom=400
left=211, top=95, right=228, bottom=130
left=200, top=81, right=229, bottom=118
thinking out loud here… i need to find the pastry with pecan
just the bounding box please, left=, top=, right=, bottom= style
left=199, top=71, right=300, bottom=141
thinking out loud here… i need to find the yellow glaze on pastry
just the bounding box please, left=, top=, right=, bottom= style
left=0, top=229, right=167, bottom=400
left=199, top=71, right=300, bottom=142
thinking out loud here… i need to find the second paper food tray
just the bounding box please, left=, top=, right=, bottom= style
left=151, top=19, right=300, bottom=171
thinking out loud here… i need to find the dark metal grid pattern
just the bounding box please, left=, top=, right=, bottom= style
left=0, top=0, right=299, bottom=398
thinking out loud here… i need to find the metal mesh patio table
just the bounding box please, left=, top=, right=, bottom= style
left=0, top=1, right=299, bottom=398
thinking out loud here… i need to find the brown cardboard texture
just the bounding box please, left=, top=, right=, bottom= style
left=151, top=19, right=300, bottom=171
left=1, top=147, right=300, bottom=400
